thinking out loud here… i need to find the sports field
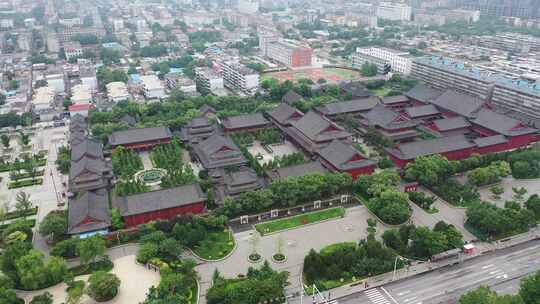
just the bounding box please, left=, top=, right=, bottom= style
left=261, top=67, right=361, bottom=83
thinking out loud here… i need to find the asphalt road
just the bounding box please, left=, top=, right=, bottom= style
left=337, top=239, right=540, bottom=304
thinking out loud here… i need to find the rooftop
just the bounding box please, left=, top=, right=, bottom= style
left=113, top=183, right=206, bottom=217
left=108, top=126, right=172, bottom=146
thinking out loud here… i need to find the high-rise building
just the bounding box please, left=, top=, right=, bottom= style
left=214, top=59, right=260, bottom=95
left=376, top=2, right=412, bottom=21
left=265, top=39, right=312, bottom=68
left=353, top=47, right=413, bottom=75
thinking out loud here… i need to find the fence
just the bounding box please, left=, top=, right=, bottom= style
left=229, top=195, right=359, bottom=230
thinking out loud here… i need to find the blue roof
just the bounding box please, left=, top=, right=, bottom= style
left=130, top=73, right=141, bottom=84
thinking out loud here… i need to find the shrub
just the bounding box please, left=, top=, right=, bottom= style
left=408, top=191, right=435, bottom=210
left=87, top=271, right=121, bottom=302
left=50, top=238, right=80, bottom=258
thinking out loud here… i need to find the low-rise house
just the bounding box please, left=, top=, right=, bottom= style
left=213, top=167, right=265, bottom=204
left=192, top=134, right=247, bottom=170
left=285, top=111, right=352, bottom=154
left=67, top=190, right=111, bottom=237
left=68, top=103, right=93, bottom=118
left=221, top=113, right=271, bottom=134
left=179, top=117, right=218, bottom=144
left=317, top=140, right=376, bottom=180
left=113, top=183, right=207, bottom=227
left=360, top=104, right=419, bottom=141
left=314, top=97, right=380, bottom=118
left=108, top=127, right=172, bottom=151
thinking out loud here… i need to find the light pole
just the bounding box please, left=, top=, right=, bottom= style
left=392, top=256, right=406, bottom=281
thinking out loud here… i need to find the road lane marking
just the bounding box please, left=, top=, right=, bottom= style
left=404, top=297, right=417, bottom=302
left=381, top=287, right=400, bottom=304
left=482, top=264, right=494, bottom=269
left=397, top=290, right=411, bottom=296
left=365, top=289, right=391, bottom=304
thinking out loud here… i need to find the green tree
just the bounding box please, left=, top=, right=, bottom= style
left=525, top=194, right=540, bottom=219
left=39, top=211, right=67, bottom=240
left=520, top=270, right=540, bottom=304
left=361, top=62, right=377, bottom=76
left=490, top=186, right=505, bottom=200
left=405, top=155, right=455, bottom=186
left=76, top=236, right=106, bottom=265
left=29, top=292, right=53, bottom=304
left=1, top=134, right=10, bottom=148
left=86, top=271, right=121, bottom=302
left=14, top=191, right=32, bottom=215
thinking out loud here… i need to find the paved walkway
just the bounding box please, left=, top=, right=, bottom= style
left=17, top=254, right=160, bottom=304
left=478, top=177, right=540, bottom=208
left=139, top=151, right=153, bottom=170
left=194, top=206, right=381, bottom=304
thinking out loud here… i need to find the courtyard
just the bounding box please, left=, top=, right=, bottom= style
left=247, top=140, right=300, bottom=165
left=18, top=254, right=160, bottom=304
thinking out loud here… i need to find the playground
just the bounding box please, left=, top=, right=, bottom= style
left=262, top=67, right=361, bottom=83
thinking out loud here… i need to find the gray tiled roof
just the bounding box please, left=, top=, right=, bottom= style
left=71, top=139, right=103, bottom=162
left=471, top=109, right=538, bottom=136
left=315, top=97, right=379, bottom=116
left=267, top=103, right=303, bottom=125
left=108, top=126, right=172, bottom=146
left=267, top=161, right=327, bottom=181
left=282, top=90, right=304, bottom=104
left=433, top=116, right=471, bottom=132
left=362, top=105, right=419, bottom=130
left=340, top=82, right=372, bottom=98
left=382, top=95, right=409, bottom=105
left=68, top=190, right=111, bottom=234
left=386, top=134, right=475, bottom=160
left=291, top=111, right=351, bottom=142
left=221, top=113, right=269, bottom=130
left=474, top=135, right=508, bottom=147
left=405, top=83, right=443, bottom=103
left=404, top=104, right=440, bottom=118
left=193, top=134, right=247, bottom=169
left=317, top=140, right=376, bottom=171
left=113, top=183, right=206, bottom=216
left=430, top=90, right=485, bottom=117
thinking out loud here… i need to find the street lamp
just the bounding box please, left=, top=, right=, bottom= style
left=392, top=256, right=407, bottom=281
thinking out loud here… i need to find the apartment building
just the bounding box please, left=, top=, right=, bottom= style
left=266, top=39, right=312, bottom=68
left=411, top=56, right=540, bottom=120
left=106, top=82, right=130, bottom=103
left=64, top=42, right=83, bottom=61
left=195, top=67, right=224, bottom=95
left=354, top=47, right=413, bottom=75
left=215, top=60, right=260, bottom=95
left=258, top=25, right=279, bottom=57
left=377, top=2, right=412, bottom=21
left=410, top=56, right=493, bottom=101
left=140, top=75, right=166, bottom=100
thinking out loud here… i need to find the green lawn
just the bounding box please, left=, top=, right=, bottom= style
left=255, top=207, right=346, bottom=236
left=191, top=230, right=235, bottom=261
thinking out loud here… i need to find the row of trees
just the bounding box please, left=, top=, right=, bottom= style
left=303, top=238, right=403, bottom=289
left=382, top=222, right=464, bottom=260
left=466, top=200, right=536, bottom=240
left=207, top=262, right=288, bottom=304
left=111, top=146, right=143, bottom=179
left=217, top=173, right=352, bottom=217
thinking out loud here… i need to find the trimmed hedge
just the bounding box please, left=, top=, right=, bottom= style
left=8, top=178, right=43, bottom=189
